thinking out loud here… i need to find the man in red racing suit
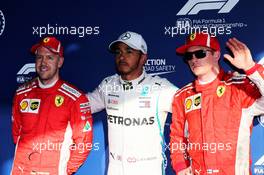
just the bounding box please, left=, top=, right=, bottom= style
left=170, top=33, right=264, bottom=175
left=11, top=37, right=93, bottom=175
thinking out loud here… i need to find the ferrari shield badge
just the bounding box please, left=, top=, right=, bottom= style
left=55, top=95, right=64, bottom=107
left=216, top=85, right=225, bottom=97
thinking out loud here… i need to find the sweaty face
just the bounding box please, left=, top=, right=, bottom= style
left=35, top=46, right=63, bottom=85
left=113, top=42, right=144, bottom=77
left=185, top=46, right=218, bottom=78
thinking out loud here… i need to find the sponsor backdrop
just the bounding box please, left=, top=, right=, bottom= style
left=1, top=0, right=264, bottom=174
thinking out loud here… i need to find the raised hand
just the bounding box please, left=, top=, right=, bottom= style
left=224, top=38, right=255, bottom=71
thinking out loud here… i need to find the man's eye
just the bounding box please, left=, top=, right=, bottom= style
left=114, top=50, right=121, bottom=55
left=48, top=56, right=54, bottom=60
left=36, top=55, right=42, bottom=60
left=126, top=48, right=133, bottom=53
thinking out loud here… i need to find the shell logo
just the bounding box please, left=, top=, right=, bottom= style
left=20, top=101, right=28, bottom=111
left=185, top=99, right=192, bottom=111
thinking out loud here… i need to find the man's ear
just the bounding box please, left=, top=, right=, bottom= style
left=140, top=54, right=147, bottom=65
left=213, top=51, right=221, bottom=62
left=58, top=56, right=64, bottom=68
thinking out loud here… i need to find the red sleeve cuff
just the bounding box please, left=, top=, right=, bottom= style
left=174, top=162, right=190, bottom=174
left=245, top=63, right=260, bottom=75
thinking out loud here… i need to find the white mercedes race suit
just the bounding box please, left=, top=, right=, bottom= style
left=88, top=71, right=178, bottom=175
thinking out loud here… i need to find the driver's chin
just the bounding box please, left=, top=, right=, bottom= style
left=118, top=68, right=130, bottom=76
left=192, top=67, right=206, bottom=76
left=38, top=73, right=49, bottom=80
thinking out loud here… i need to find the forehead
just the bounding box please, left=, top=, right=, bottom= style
left=186, top=46, right=210, bottom=52
left=113, top=42, right=130, bottom=49
left=113, top=42, right=140, bottom=52
left=35, top=46, right=58, bottom=56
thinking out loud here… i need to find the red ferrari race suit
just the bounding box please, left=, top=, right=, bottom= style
left=170, top=64, right=264, bottom=175
left=11, top=79, right=93, bottom=175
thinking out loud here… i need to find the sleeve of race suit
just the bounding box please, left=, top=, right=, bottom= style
left=11, top=94, right=22, bottom=144
left=67, top=94, right=93, bottom=174
left=243, top=63, right=264, bottom=115
left=86, top=79, right=106, bottom=114
left=170, top=93, right=190, bottom=174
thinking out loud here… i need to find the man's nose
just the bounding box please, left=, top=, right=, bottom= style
left=39, top=56, right=48, bottom=65
left=118, top=52, right=126, bottom=60
left=188, top=56, right=196, bottom=63
left=119, top=55, right=125, bottom=60
left=191, top=55, right=201, bottom=62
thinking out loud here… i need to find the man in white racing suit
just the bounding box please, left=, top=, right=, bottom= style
left=87, top=31, right=178, bottom=175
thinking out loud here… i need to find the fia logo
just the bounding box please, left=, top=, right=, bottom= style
left=176, top=18, right=192, bottom=28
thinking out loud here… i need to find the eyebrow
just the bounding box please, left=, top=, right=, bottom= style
left=114, top=45, right=133, bottom=50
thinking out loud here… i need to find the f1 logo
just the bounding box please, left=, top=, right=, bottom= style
left=177, top=0, right=239, bottom=16
left=255, top=155, right=264, bottom=166
left=258, top=115, right=264, bottom=128
left=17, top=63, right=36, bottom=75
left=16, top=63, right=36, bottom=83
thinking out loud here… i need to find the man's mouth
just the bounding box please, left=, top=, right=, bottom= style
left=192, top=64, right=204, bottom=68
left=118, top=62, right=128, bottom=66
left=39, top=66, right=48, bottom=72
